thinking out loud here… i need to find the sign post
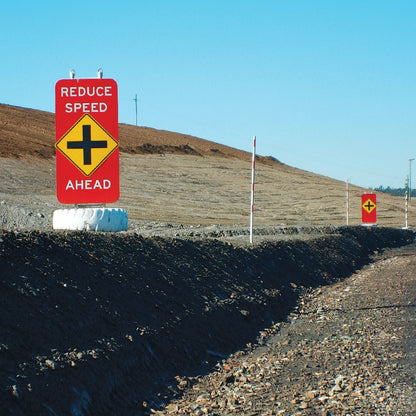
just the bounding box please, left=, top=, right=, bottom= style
left=404, top=190, right=408, bottom=229
left=53, top=71, right=127, bottom=231
left=249, top=136, right=256, bottom=244
left=346, top=178, right=349, bottom=225
left=361, top=193, right=377, bottom=226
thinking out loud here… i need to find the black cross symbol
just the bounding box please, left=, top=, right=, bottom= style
left=67, top=124, right=107, bottom=165
left=364, top=200, right=375, bottom=211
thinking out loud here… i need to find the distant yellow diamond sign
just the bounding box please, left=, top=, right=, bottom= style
left=362, top=198, right=376, bottom=214
left=55, top=113, right=119, bottom=176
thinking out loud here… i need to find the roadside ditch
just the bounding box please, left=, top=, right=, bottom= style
left=0, top=226, right=413, bottom=415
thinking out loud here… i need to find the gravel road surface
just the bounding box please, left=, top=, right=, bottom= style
left=159, top=243, right=416, bottom=416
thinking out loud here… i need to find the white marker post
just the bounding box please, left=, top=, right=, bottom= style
left=249, top=136, right=256, bottom=244
left=404, top=190, right=408, bottom=229
left=346, top=178, right=349, bottom=225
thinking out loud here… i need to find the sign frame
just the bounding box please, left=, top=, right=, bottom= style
left=55, top=78, right=119, bottom=204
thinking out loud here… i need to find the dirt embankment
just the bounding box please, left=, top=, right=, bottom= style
left=0, top=226, right=413, bottom=416
left=0, top=103, right=411, bottom=228
left=0, top=103, right=279, bottom=165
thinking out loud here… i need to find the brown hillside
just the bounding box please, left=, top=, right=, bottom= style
left=0, top=104, right=55, bottom=158
left=0, top=103, right=410, bottom=229
left=0, top=103, right=278, bottom=165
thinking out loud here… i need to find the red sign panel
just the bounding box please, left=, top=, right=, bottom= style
left=55, top=78, right=119, bottom=204
left=362, top=193, right=377, bottom=224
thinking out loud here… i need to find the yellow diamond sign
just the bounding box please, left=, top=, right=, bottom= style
left=55, top=113, right=119, bottom=176
left=362, top=198, right=376, bottom=214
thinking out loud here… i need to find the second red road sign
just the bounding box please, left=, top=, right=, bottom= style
left=55, top=78, right=119, bottom=204
left=362, top=193, right=377, bottom=224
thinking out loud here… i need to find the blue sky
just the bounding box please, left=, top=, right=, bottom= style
left=1, top=1, right=416, bottom=188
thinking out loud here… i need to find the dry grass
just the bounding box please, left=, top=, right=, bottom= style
left=0, top=103, right=412, bottom=228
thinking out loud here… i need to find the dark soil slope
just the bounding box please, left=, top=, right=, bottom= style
left=0, top=226, right=413, bottom=415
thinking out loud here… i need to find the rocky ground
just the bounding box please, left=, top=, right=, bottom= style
left=160, top=243, right=416, bottom=416
left=1, top=226, right=415, bottom=415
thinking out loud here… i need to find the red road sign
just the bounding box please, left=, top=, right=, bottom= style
left=362, top=193, right=377, bottom=224
left=55, top=78, right=119, bottom=204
